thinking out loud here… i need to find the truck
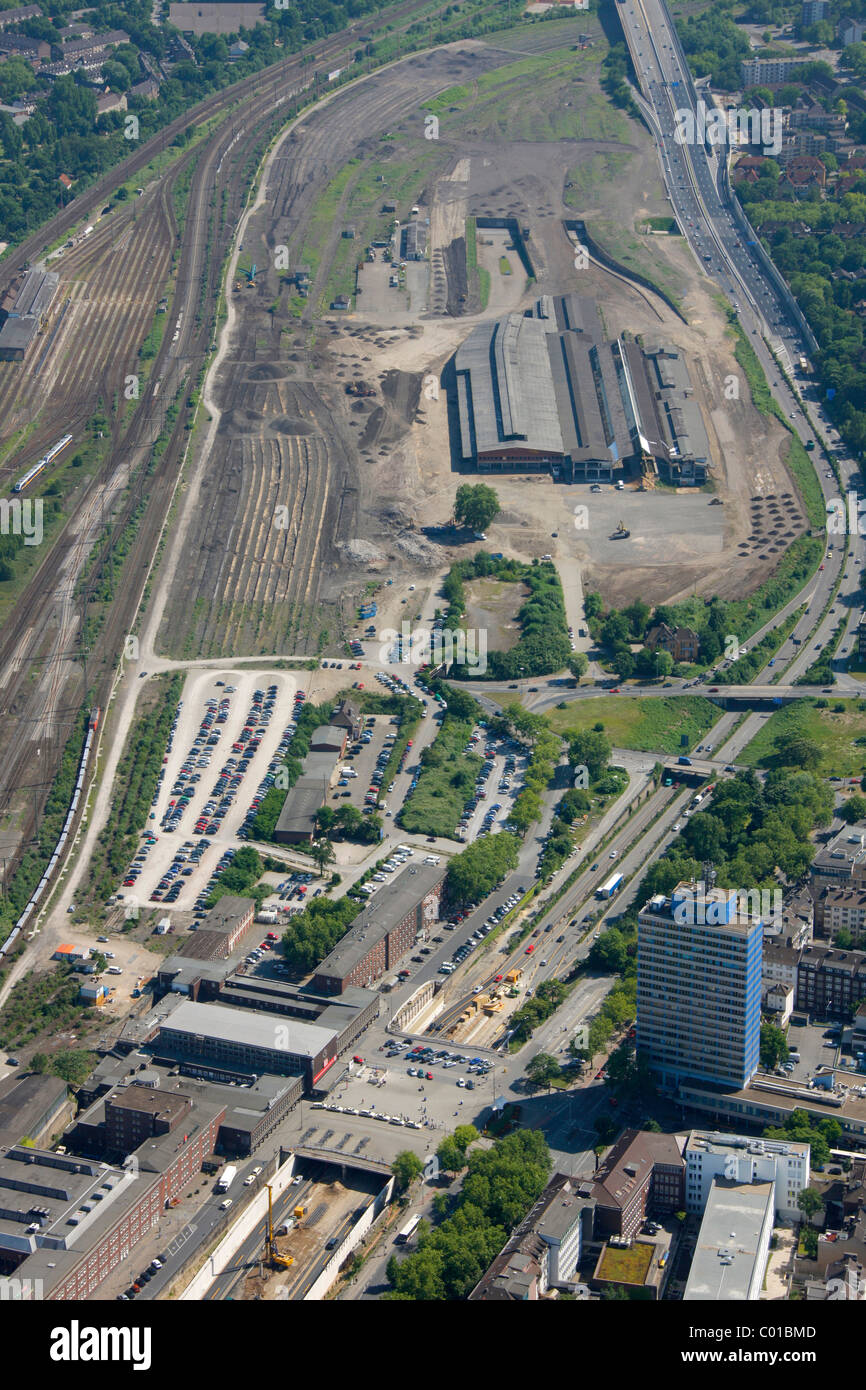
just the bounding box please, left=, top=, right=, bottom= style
left=597, top=873, right=624, bottom=900
left=216, top=1165, right=238, bottom=1194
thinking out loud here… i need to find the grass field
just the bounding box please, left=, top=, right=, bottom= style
left=596, top=1241, right=655, bottom=1286
left=398, top=717, right=482, bottom=839
left=738, top=699, right=866, bottom=778
left=543, top=696, right=720, bottom=753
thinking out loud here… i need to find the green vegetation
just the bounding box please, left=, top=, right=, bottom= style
left=0, top=967, right=94, bottom=1049
left=643, top=215, right=679, bottom=233
left=280, top=894, right=362, bottom=974
left=398, top=715, right=482, bottom=839
left=674, top=5, right=750, bottom=90
left=206, top=846, right=269, bottom=908
left=739, top=700, right=866, bottom=779
left=453, top=483, right=500, bottom=533
left=638, top=767, right=832, bottom=896
left=86, top=673, right=184, bottom=902
left=0, top=708, right=89, bottom=948
left=544, top=695, right=718, bottom=754
left=384, top=1129, right=550, bottom=1300
left=443, top=553, right=571, bottom=679
left=764, top=1108, right=841, bottom=1168
left=760, top=1022, right=790, bottom=1071
left=391, top=1150, right=424, bottom=1191
left=445, top=832, right=521, bottom=907
left=585, top=534, right=822, bottom=674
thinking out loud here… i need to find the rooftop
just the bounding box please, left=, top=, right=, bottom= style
left=159, top=999, right=337, bottom=1058
left=314, top=862, right=446, bottom=981
left=683, top=1179, right=774, bottom=1300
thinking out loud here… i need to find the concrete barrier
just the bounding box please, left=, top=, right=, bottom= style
left=180, top=1156, right=298, bottom=1300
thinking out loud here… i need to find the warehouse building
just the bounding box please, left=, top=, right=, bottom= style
left=0, top=268, right=58, bottom=361
left=156, top=999, right=340, bottom=1087
left=312, top=862, right=446, bottom=994
left=452, top=295, right=710, bottom=484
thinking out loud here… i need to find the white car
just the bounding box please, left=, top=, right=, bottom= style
left=673, top=823, right=682, bottom=832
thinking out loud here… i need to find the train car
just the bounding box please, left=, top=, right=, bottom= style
left=13, top=434, right=73, bottom=493
left=89, top=707, right=100, bottom=731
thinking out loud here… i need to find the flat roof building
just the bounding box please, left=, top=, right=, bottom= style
left=637, top=881, right=762, bottom=1090
left=684, top=1129, right=809, bottom=1220
left=683, top=1178, right=775, bottom=1301
left=452, top=295, right=709, bottom=484
left=312, top=862, right=446, bottom=994
left=155, top=999, right=340, bottom=1088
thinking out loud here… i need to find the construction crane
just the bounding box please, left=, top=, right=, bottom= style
left=264, top=1184, right=294, bottom=1271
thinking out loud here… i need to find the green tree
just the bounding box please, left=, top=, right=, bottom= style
left=436, top=1137, right=468, bottom=1174
left=392, top=1150, right=424, bottom=1191
left=760, top=1022, right=789, bottom=1070
left=309, top=838, right=335, bottom=877
left=568, top=651, right=588, bottom=678
left=797, top=1187, right=823, bottom=1221
left=525, top=1052, right=562, bottom=1091
left=454, top=483, right=500, bottom=532
left=653, top=649, right=674, bottom=678
left=839, top=796, right=866, bottom=824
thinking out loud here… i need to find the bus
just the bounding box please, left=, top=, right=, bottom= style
left=395, top=1213, right=422, bottom=1245
left=597, top=873, right=623, bottom=900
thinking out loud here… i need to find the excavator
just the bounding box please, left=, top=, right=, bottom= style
left=610, top=519, right=630, bottom=540
left=264, top=1185, right=294, bottom=1271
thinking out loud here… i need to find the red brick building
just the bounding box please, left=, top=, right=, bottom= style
left=313, top=863, right=446, bottom=993
left=592, top=1129, right=685, bottom=1240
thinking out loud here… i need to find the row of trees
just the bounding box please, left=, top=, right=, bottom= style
left=441, top=552, right=572, bottom=680
left=444, top=831, right=520, bottom=908
left=279, top=893, right=361, bottom=973
left=384, top=1129, right=550, bottom=1300
left=639, top=767, right=833, bottom=895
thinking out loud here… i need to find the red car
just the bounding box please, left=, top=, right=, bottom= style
left=709, top=686, right=719, bottom=692
left=425, top=1071, right=433, bottom=1080
left=353, top=1054, right=364, bottom=1065
left=525, top=944, right=535, bottom=954
left=610, top=687, right=620, bottom=694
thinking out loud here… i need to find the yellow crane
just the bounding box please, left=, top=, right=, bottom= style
left=265, top=1185, right=294, bottom=1270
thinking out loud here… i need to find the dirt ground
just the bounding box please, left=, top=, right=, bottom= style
left=153, top=26, right=804, bottom=662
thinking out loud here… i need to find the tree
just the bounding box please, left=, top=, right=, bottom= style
left=453, top=1124, right=478, bottom=1151
left=392, top=1150, right=423, bottom=1190
left=436, top=1137, right=468, bottom=1175
left=454, top=483, right=500, bottom=532
left=315, top=806, right=338, bottom=834
left=775, top=733, right=821, bottom=771
left=525, top=1052, right=562, bottom=1091
left=589, top=929, right=630, bottom=975
left=568, top=729, right=611, bottom=782
left=760, top=1022, right=789, bottom=1071
left=653, top=649, right=674, bottom=679
left=568, top=651, right=588, bottom=678
left=309, top=838, right=335, bottom=877
left=839, top=795, right=866, bottom=824
left=797, top=1187, right=824, bottom=1221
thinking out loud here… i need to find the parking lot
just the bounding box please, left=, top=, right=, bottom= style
left=311, top=1044, right=504, bottom=1134
left=117, top=669, right=299, bottom=913
left=459, top=730, right=528, bottom=842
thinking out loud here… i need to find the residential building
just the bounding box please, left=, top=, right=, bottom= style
left=741, top=58, right=810, bottom=85
left=0, top=5, right=42, bottom=27
left=312, top=862, right=446, bottom=993
left=591, top=1128, right=685, bottom=1240
left=810, top=823, right=866, bottom=890
left=644, top=622, right=700, bottom=663
left=684, top=1130, right=809, bottom=1220
left=801, top=0, right=829, bottom=22
left=637, top=881, right=763, bottom=1090
left=683, top=1178, right=775, bottom=1301
left=840, top=18, right=866, bottom=46
left=330, top=699, right=361, bottom=740
left=762, top=940, right=800, bottom=993
left=796, top=943, right=866, bottom=1019
left=782, top=155, right=828, bottom=192
left=469, top=1173, right=595, bottom=1298
left=820, top=886, right=866, bottom=944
